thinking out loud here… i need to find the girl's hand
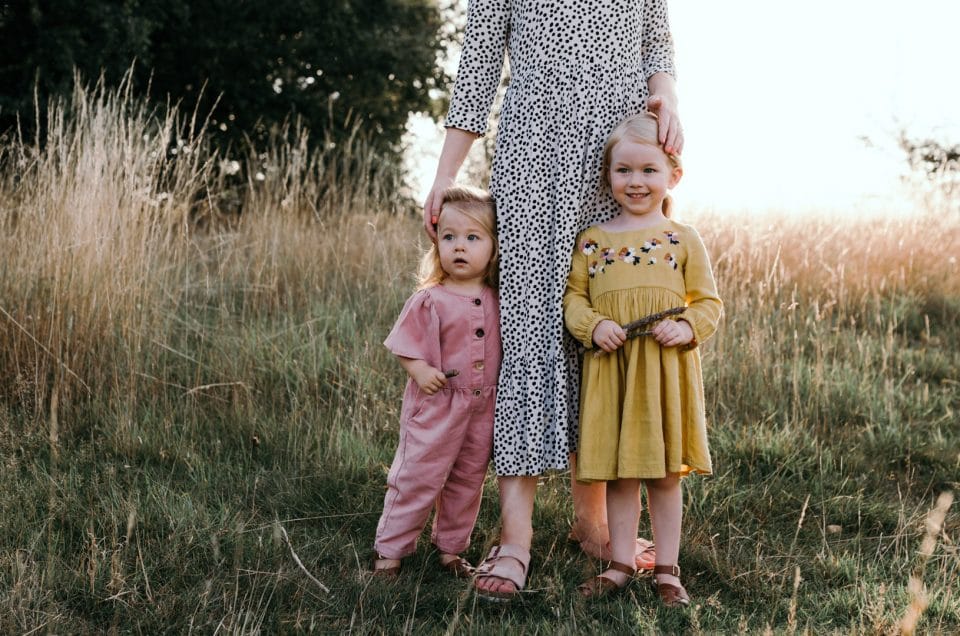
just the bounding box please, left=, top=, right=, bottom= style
left=652, top=318, right=694, bottom=348
left=592, top=319, right=627, bottom=353
left=422, top=174, right=456, bottom=241
left=411, top=364, right=448, bottom=395
left=398, top=357, right=448, bottom=395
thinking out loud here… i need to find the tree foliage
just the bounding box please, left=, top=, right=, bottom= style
left=898, top=130, right=960, bottom=204
left=0, top=0, right=447, bottom=156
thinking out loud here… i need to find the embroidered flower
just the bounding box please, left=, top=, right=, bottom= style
left=581, top=238, right=599, bottom=255
left=619, top=246, right=641, bottom=265
left=588, top=259, right=601, bottom=277
left=665, top=253, right=678, bottom=270
left=640, top=238, right=662, bottom=253
left=599, top=247, right=616, bottom=265
left=647, top=256, right=658, bottom=265
left=664, top=230, right=680, bottom=245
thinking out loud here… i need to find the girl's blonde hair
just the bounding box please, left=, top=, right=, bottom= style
left=417, top=185, right=499, bottom=290
left=601, top=112, right=682, bottom=218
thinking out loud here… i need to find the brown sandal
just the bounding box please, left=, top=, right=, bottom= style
left=577, top=560, right=636, bottom=599
left=439, top=554, right=475, bottom=578
left=371, top=553, right=401, bottom=578
left=651, top=564, right=690, bottom=607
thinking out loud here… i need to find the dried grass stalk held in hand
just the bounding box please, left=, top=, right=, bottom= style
left=593, top=306, right=687, bottom=358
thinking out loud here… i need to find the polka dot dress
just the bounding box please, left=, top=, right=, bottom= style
left=445, top=0, right=677, bottom=476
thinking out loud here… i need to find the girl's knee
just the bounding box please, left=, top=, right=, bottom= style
left=644, top=474, right=681, bottom=490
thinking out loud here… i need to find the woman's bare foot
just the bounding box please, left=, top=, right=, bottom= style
left=570, top=529, right=656, bottom=570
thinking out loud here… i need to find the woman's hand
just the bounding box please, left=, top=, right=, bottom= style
left=422, top=174, right=456, bottom=241
left=646, top=72, right=683, bottom=156
left=422, top=128, right=479, bottom=241
left=592, top=319, right=627, bottom=353
left=651, top=318, right=693, bottom=348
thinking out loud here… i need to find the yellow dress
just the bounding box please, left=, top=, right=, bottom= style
left=563, top=219, right=722, bottom=481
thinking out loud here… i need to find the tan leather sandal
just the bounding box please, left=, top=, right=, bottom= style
left=577, top=560, right=636, bottom=599
left=651, top=564, right=690, bottom=607
left=438, top=554, right=475, bottom=578
left=473, top=544, right=531, bottom=602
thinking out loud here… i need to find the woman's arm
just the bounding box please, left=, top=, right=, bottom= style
left=423, top=0, right=510, bottom=239
left=641, top=0, right=683, bottom=155
left=423, top=128, right=479, bottom=238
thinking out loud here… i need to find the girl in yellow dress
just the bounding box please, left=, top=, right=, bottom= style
left=563, top=113, right=722, bottom=605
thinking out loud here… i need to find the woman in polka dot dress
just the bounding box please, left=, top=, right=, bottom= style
left=422, top=0, right=684, bottom=600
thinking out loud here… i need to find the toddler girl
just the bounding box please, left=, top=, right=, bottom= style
left=563, top=113, right=722, bottom=605
left=373, top=185, right=500, bottom=578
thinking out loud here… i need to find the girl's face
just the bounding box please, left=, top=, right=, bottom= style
left=608, top=138, right=682, bottom=220
left=436, top=206, right=494, bottom=287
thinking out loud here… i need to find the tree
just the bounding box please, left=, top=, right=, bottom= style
left=0, top=0, right=447, bottom=156
left=898, top=130, right=960, bottom=211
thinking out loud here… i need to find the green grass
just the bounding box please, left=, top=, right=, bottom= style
left=1, top=77, right=958, bottom=634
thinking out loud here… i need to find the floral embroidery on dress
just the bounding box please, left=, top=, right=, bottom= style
left=618, top=246, right=642, bottom=265
left=664, top=230, right=680, bottom=245
left=647, top=256, right=658, bottom=265
left=665, top=253, right=678, bottom=270
left=641, top=238, right=662, bottom=253
left=588, top=246, right=616, bottom=277
left=581, top=238, right=599, bottom=255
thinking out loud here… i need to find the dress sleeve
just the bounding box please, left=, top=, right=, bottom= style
left=444, top=0, right=511, bottom=136
left=641, top=0, right=677, bottom=80
left=563, top=238, right=608, bottom=349
left=384, top=290, right=442, bottom=368
left=681, top=228, right=723, bottom=347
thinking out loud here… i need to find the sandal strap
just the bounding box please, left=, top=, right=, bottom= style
left=606, top=560, right=637, bottom=577
left=474, top=544, right=530, bottom=590
left=653, top=564, right=681, bottom=577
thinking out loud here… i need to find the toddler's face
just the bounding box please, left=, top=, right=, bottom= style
left=436, top=206, right=494, bottom=286
left=608, top=138, right=682, bottom=220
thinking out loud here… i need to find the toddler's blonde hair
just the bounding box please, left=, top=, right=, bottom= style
left=601, top=112, right=682, bottom=218
left=417, top=185, right=499, bottom=290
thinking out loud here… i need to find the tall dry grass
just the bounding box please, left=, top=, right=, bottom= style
left=0, top=73, right=413, bottom=447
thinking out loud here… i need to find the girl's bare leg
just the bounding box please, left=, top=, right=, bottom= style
left=645, top=474, right=683, bottom=587
left=602, top=478, right=642, bottom=584
left=474, top=475, right=538, bottom=594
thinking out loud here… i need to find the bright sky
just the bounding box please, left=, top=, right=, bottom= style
left=406, top=1, right=960, bottom=215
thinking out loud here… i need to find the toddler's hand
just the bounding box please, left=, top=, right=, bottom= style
left=412, top=365, right=448, bottom=395
left=592, top=319, right=626, bottom=353
left=652, top=319, right=693, bottom=348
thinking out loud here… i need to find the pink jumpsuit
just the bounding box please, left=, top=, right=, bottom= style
left=374, top=284, right=501, bottom=559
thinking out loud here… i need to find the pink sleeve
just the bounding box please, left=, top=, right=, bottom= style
left=383, top=290, right=442, bottom=368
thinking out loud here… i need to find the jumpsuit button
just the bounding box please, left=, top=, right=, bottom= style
left=473, top=298, right=482, bottom=305
left=474, top=361, right=484, bottom=370
left=475, top=328, right=485, bottom=338
left=473, top=389, right=481, bottom=397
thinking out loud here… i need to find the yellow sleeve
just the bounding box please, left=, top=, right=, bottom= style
left=681, top=227, right=723, bottom=347
left=563, top=240, right=608, bottom=349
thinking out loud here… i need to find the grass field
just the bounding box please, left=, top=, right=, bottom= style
left=1, top=81, right=958, bottom=634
